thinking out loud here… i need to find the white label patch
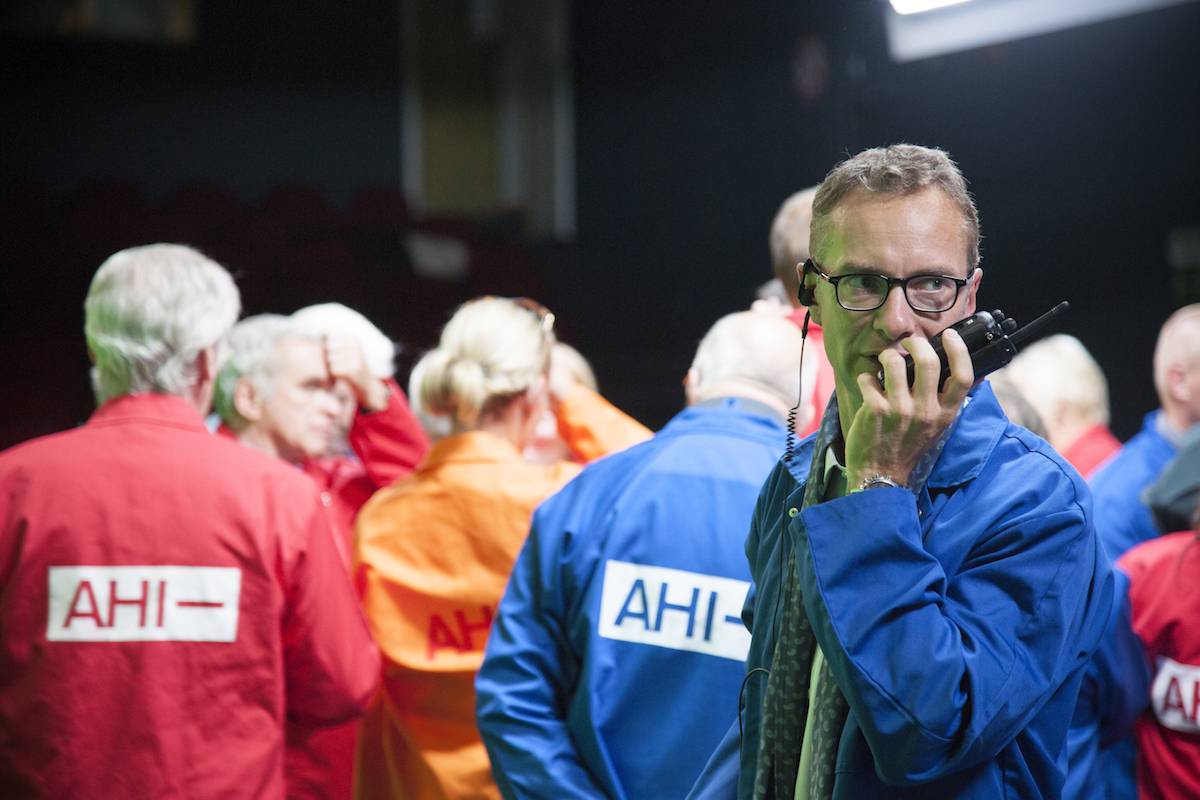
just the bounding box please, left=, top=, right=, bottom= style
left=47, top=566, right=242, bottom=642
left=1152, top=656, right=1200, bottom=733
left=598, top=560, right=751, bottom=661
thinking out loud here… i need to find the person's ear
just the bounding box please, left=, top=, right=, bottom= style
left=195, top=345, right=220, bottom=383
left=963, top=267, right=983, bottom=316
left=797, top=260, right=816, bottom=307
left=1166, top=363, right=1190, bottom=405
left=684, top=367, right=701, bottom=406
left=233, top=376, right=265, bottom=422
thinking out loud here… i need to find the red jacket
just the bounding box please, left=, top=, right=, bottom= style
left=291, top=379, right=430, bottom=800
left=220, top=378, right=431, bottom=800
left=1063, top=422, right=1122, bottom=480
left=1120, top=531, right=1200, bottom=800
left=0, top=394, right=380, bottom=799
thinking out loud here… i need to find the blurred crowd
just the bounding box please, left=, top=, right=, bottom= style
left=2, top=147, right=1199, bottom=800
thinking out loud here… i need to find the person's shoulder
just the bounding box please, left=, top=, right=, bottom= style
left=1119, top=530, right=1194, bottom=572
left=966, top=385, right=1080, bottom=480
left=667, top=402, right=787, bottom=437
left=538, top=441, right=652, bottom=513
left=152, top=429, right=327, bottom=509
left=1093, top=414, right=1173, bottom=474
left=953, top=395, right=1092, bottom=521
left=997, top=417, right=1077, bottom=472
left=989, top=421, right=1093, bottom=511
left=0, top=425, right=86, bottom=466
left=356, top=466, right=423, bottom=519
left=1119, top=532, right=1197, bottom=618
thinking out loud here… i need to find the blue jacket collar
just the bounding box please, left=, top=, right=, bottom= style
left=664, top=398, right=789, bottom=436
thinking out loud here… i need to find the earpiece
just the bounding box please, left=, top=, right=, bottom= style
left=797, top=259, right=816, bottom=306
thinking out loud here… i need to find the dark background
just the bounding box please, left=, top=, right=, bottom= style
left=2, top=0, right=1198, bottom=447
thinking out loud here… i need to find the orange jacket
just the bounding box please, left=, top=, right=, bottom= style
left=353, top=386, right=651, bottom=800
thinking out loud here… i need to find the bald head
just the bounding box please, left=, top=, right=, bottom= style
left=686, top=311, right=811, bottom=419
left=1154, top=304, right=1200, bottom=430
left=769, top=187, right=819, bottom=306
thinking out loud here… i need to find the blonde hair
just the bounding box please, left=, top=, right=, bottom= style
left=552, top=343, right=598, bottom=392
left=413, top=297, right=554, bottom=428
left=999, top=334, right=1110, bottom=425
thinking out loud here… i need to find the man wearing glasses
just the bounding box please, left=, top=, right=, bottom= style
left=689, top=145, right=1112, bottom=800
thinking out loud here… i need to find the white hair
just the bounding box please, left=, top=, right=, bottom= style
left=413, top=297, right=553, bottom=428
left=690, top=311, right=807, bottom=407
left=291, top=302, right=396, bottom=378
left=212, top=314, right=323, bottom=427
left=998, top=334, right=1110, bottom=425
left=85, top=244, right=241, bottom=403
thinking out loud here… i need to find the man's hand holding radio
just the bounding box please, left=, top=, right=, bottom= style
left=845, top=328, right=974, bottom=489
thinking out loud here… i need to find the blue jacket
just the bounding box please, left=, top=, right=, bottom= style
left=1088, top=410, right=1177, bottom=561
left=1075, top=411, right=1175, bottom=799
left=476, top=399, right=788, bottom=800
left=689, top=382, right=1113, bottom=800
left=1063, top=568, right=1151, bottom=800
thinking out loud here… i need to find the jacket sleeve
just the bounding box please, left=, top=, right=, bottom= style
left=280, top=485, right=382, bottom=728
left=1093, top=568, right=1152, bottom=747
left=555, top=384, right=653, bottom=463
left=685, top=718, right=742, bottom=800
left=347, top=377, right=432, bottom=489
left=475, top=498, right=609, bottom=800
left=795, top=470, right=1112, bottom=784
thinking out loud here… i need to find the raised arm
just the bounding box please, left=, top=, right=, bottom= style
left=324, top=332, right=431, bottom=487
left=346, top=376, right=431, bottom=487
left=554, top=384, right=652, bottom=464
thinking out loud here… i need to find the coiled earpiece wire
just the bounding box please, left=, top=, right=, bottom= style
left=736, top=305, right=811, bottom=746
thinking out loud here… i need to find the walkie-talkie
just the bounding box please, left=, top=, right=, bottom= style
left=879, top=301, right=1070, bottom=391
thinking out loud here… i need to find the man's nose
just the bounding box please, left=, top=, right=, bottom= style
left=873, top=284, right=917, bottom=343
left=316, top=388, right=342, bottom=416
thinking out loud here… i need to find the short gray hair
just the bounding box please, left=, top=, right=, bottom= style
left=769, top=187, right=819, bottom=295
left=212, top=314, right=323, bottom=427
left=85, top=244, right=241, bottom=403
left=690, top=311, right=807, bottom=407
left=811, top=144, right=980, bottom=273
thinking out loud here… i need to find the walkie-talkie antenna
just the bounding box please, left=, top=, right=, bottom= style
left=1009, top=301, right=1069, bottom=350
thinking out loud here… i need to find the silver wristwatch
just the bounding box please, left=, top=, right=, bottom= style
left=856, top=473, right=905, bottom=492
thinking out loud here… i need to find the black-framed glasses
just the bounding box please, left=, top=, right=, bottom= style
left=806, top=259, right=968, bottom=313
